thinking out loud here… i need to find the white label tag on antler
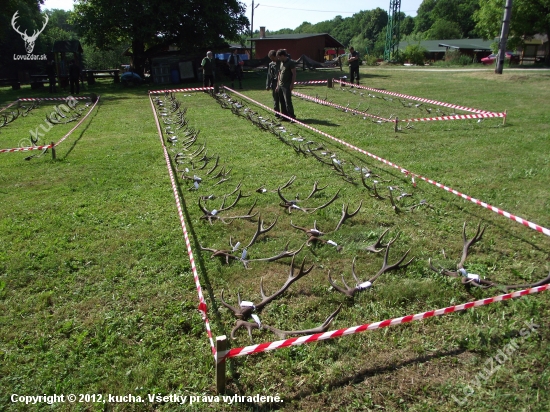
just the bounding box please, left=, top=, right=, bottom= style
left=211, top=209, right=218, bottom=216
left=459, top=268, right=480, bottom=281
left=327, top=240, right=338, bottom=247
left=291, top=204, right=301, bottom=209
left=193, top=175, right=202, bottom=182
left=251, top=314, right=262, bottom=329
left=241, top=249, right=248, bottom=260
left=357, top=281, right=372, bottom=290
left=232, top=241, right=240, bottom=251
left=240, top=301, right=255, bottom=308
left=194, top=181, right=199, bottom=189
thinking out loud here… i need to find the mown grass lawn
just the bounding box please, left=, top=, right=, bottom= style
left=1, top=65, right=549, bottom=411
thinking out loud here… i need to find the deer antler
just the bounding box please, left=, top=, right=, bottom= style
left=334, top=201, right=362, bottom=231
left=222, top=255, right=313, bottom=321
left=364, top=228, right=390, bottom=253
left=428, top=222, right=491, bottom=288
left=330, top=236, right=413, bottom=298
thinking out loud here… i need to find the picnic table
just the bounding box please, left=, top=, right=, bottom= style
left=82, top=69, right=120, bottom=85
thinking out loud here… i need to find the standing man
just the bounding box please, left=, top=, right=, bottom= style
left=227, top=49, right=243, bottom=89
left=69, top=59, right=80, bottom=95
left=201, top=51, right=215, bottom=88
left=276, top=49, right=297, bottom=121
left=265, top=50, right=281, bottom=117
left=348, top=46, right=360, bottom=86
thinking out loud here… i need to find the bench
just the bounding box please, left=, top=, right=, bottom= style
left=0, top=78, right=21, bottom=90
left=30, top=75, right=50, bottom=89
left=82, top=69, right=120, bottom=85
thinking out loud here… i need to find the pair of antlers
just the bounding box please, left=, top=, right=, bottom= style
left=221, top=255, right=342, bottom=341
left=329, top=232, right=413, bottom=297
left=277, top=181, right=340, bottom=214
left=200, top=216, right=304, bottom=268
left=429, top=222, right=550, bottom=291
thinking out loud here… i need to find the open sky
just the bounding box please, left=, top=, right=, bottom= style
left=41, top=0, right=423, bottom=32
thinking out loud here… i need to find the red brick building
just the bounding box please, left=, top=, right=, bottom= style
left=251, top=29, right=345, bottom=62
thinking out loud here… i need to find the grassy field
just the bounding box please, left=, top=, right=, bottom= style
left=1, top=65, right=549, bottom=411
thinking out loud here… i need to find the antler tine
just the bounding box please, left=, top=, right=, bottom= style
left=305, top=181, right=328, bottom=200
left=197, top=197, right=210, bottom=215
left=334, top=200, right=363, bottom=231
left=360, top=171, right=373, bottom=191
left=230, top=320, right=259, bottom=341
left=365, top=228, right=390, bottom=253
left=279, top=175, right=296, bottom=190
left=206, top=155, right=220, bottom=175
left=370, top=237, right=413, bottom=283
left=388, top=189, right=401, bottom=213
left=458, top=222, right=486, bottom=269
left=251, top=241, right=306, bottom=264
left=245, top=215, right=279, bottom=249
left=226, top=181, right=243, bottom=196
left=502, top=271, right=550, bottom=292
left=217, top=190, right=245, bottom=212
left=370, top=183, right=386, bottom=200
left=351, top=256, right=361, bottom=284
left=328, top=270, right=357, bottom=297
left=220, top=289, right=241, bottom=316
left=428, top=258, right=460, bottom=277
left=255, top=255, right=313, bottom=312
left=307, top=189, right=341, bottom=213
left=277, top=186, right=293, bottom=204
left=263, top=304, right=343, bottom=339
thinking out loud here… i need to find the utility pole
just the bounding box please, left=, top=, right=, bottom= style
left=250, top=1, right=260, bottom=58
left=495, top=0, right=513, bottom=74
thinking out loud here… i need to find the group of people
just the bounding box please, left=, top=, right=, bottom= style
left=201, top=46, right=361, bottom=121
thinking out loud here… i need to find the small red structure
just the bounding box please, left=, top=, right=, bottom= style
left=251, top=28, right=344, bottom=62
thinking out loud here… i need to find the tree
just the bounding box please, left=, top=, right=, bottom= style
left=425, top=19, right=463, bottom=40
left=72, top=0, right=248, bottom=76
left=474, top=0, right=550, bottom=62
left=414, top=0, right=437, bottom=34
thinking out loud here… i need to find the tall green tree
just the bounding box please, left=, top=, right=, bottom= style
left=474, top=0, right=550, bottom=62
left=72, top=0, right=249, bottom=76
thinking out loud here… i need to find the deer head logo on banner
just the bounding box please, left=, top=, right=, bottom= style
left=12, top=11, right=49, bottom=54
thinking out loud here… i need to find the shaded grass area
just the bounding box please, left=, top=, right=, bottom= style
left=1, top=68, right=549, bottom=411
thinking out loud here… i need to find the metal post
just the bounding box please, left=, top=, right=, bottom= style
left=496, top=0, right=513, bottom=74
left=394, top=117, right=399, bottom=132
left=51, top=142, right=56, bottom=160
left=327, top=78, right=333, bottom=88
left=215, top=335, right=227, bottom=394
left=503, top=109, right=507, bottom=125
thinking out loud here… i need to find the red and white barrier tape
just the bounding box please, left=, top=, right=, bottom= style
left=402, top=112, right=505, bottom=123
left=334, top=79, right=498, bottom=115
left=0, top=144, right=53, bottom=154
left=0, top=96, right=100, bottom=155
left=18, top=96, right=90, bottom=101
left=148, top=95, right=217, bottom=357
left=223, top=87, right=550, bottom=237
left=218, top=283, right=550, bottom=361
left=0, top=100, right=18, bottom=113
left=293, top=80, right=328, bottom=85
left=54, top=96, right=100, bottom=147
left=149, top=87, right=214, bottom=94
left=293, top=91, right=391, bottom=122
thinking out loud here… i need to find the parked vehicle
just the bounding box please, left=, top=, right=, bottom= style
left=481, top=52, right=520, bottom=65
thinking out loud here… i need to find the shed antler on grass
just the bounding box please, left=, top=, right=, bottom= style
left=277, top=185, right=340, bottom=214
left=329, top=234, right=413, bottom=298
left=200, top=216, right=304, bottom=268
left=429, top=222, right=550, bottom=291
left=198, top=189, right=256, bottom=224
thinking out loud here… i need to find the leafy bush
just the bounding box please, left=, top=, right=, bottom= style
left=363, top=55, right=380, bottom=66
left=402, top=44, right=427, bottom=66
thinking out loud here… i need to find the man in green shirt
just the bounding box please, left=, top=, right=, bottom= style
left=276, top=49, right=297, bottom=121
left=201, top=51, right=215, bottom=88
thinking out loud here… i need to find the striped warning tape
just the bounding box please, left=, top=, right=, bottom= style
left=0, top=144, right=53, bottom=153
left=148, top=95, right=217, bottom=358
left=0, top=97, right=100, bottom=155
left=334, top=79, right=498, bottom=115
left=218, top=284, right=550, bottom=361
left=293, top=91, right=391, bottom=122
left=149, top=87, right=214, bottom=94
left=293, top=80, right=328, bottom=85
left=402, top=112, right=506, bottom=123
left=0, top=100, right=18, bottom=113
left=17, top=96, right=90, bottom=101
left=223, top=86, right=550, bottom=237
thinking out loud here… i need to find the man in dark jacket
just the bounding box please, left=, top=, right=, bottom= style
left=69, top=59, right=80, bottom=95
left=46, top=60, right=56, bottom=93
left=276, top=49, right=297, bottom=120
left=265, top=50, right=281, bottom=117
left=227, top=49, right=243, bottom=89
left=201, top=51, right=215, bottom=88
left=348, top=47, right=360, bottom=86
